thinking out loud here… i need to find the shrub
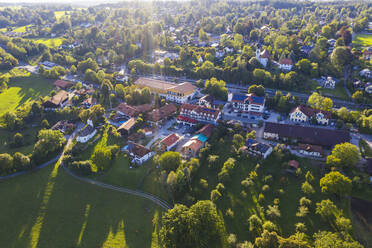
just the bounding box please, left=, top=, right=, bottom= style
left=262, top=221, right=278, bottom=232
left=295, top=222, right=307, bottom=233
left=262, top=184, right=270, bottom=192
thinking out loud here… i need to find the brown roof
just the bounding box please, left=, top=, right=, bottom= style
left=199, top=94, right=215, bottom=104
left=264, top=122, right=350, bottom=148
left=183, top=139, right=203, bottom=151
left=279, top=58, right=293, bottom=65
left=115, top=103, right=139, bottom=117
left=180, top=104, right=221, bottom=119
left=290, top=105, right=332, bottom=119
left=128, top=142, right=151, bottom=158
left=54, top=80, right=74, bottom=89
left=45, top=90, right=69, bottom=106
left=134, top=104, right=152, bottom=113
left=118, top=118, right=136, bottom=131
left=298, top=143, right=323, bottom=153
left=196, top=124, right=214, bottom=138
left=171, top=82, right=196, bottom=94
left=160, top=133, right=181, bottom=147
left=134, top=77, right=176, bottom=91
left=147, top=104, right=177, bottom=122
left=288, top=160, right=299, bottom=169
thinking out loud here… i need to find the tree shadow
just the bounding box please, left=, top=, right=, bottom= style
left=0, top=163, right=162, bottom=248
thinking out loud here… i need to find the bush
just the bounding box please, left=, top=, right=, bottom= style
left=70, top=160, right=95, bottom=176
left=262, top=221, right=278, bottom=232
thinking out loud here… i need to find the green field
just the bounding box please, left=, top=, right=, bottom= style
left=318, top=81, right=350, bottom=100
left=0, top=127, right=40, bottom=155
left=353, top=33, right=372, bottom=47
left=0, top=74, right=54, bottom=116
left=0, top=162, right=162, bottom=248
left=31, top=38, right=64, bottom=48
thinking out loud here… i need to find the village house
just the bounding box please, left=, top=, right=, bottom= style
left=160, top=133, right=183, bottom=151
left=51, top=120, right=75, bottom=134
left=146, top=103, right=177, bottom=126
left=298, top=143, right=323, bottom=157
left=53, top=80, right=74, bottom=90
left=117, top=118, right=136, bottom=136
left=289, top=105, right=331, bottom=125
left=278, top=58, right=293, bottom=71
left=76, top=120, right=97, bottom=143
left=318, top=76, right=336, bottom=89
left=198, top=94, right=226, bottom=109
left=115, top=103, right=152, bottom=119
left=125, top=142, right=154, bottom=165
left=228, top=93, right=265, bottom=114
left=181, top=124, right=214, bottom=158
left=263, top=122, right=350, bottom=149
left=360, top=68, right=372, bottom=79
left=241, top=139, right=273, bottom=159
left=42, top=90, right=70, bottom=110
left=134, top=78, right=196, bottom=104
left=177, top=104, right=221, bottom=126
left=256, top=48, right=270, bottom=67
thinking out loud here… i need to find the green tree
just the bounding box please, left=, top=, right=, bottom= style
left=33, top=129, right=66, bottom=162
left=248, top=84, right=265, bottom=97
left=158, top=151, right=181, bottom=172
left=320, top=171, right=352, bottom=197
left=204, top=77, right=228, bottom=100
left=199, top=28, right=208, bottom=42
left=0, top=153, right=13, bottom=173
left=255, top=230, right=279, bottom=248
left=160, top=200, right=227, bottom=248
left=330, top=46, right=352, bottom=72
left=313, top=231, right=363, bottom=248
left=326, top=143, right=360, bottom=168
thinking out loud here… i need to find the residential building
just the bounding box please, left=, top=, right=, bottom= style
left=51, top=120, right=75, bottom=134
left=125, top=142, right=154, bottom=165
left=178, top=104, right=221, bottom=125
left=160, top=133, right=182, bottom=151
left=289, top=105, right=331, bottom=125
left=76, top=120, right=97, bottom=143
left=360, top=69, right=372, bottom=79
left=134, top=78, right=196, bottom=104
left=256, top=48, right=270, bottom=67
left=53, top=80, right=74, bottom=90
left=298, top=143, right=323, bottom=157
left=198, top=94, right=226, bottom=109
left=228, top=93, right=265, bottom=114
left=241, top=139, right=273, bottom=159
left=115, top=103, right=152, bottom=119
left=319, top=76, right=336, bottom=89
left=363, top=48, right=372, bottom=60
left=43, top=90, right=69, bottom=110
left=181, top=138, right=203, bottom=158
left=279, top=58, right=293, bottom=71
left=263, top=122, right=350, bottom=148
left=146, top=103, right=177, bottom=126
left=117, top=118, right=136, bottom=135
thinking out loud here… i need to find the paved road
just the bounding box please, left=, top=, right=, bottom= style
left=61, top=164, right=172, bottom=210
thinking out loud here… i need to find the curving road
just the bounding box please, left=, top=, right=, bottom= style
left=61, top=164, right=172, bottom=210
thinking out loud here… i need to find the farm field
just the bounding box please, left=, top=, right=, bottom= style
left=0, top=162, right=162, bottom=248
left=353, top=33, right=372, bottom=47
left=0, top=74, right=54, bottom=116
left=54, top=11, right=71, bottom=21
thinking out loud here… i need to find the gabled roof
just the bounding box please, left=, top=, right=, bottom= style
left=182, top=139, right=203, bottom=151
left=196, top=124, right=214, bottom=138
left=170, top=82, right=196, bottom=94
left=298, top=143, right=323, bottom=153
left=118, top=118, right=136, bottom=131
left=246, top=139, right=271, bottom=153
left=264, top=122, right=350, bottom=147
left=230, top=93, right=265, bottom=105
left=160, top=133, right=181, bottom=147
left=290, top=105, right=331, bottom=119
left=115, top=103, right=139, bottom=117
left=134, top=77, right=176, bottom=91
left=199, top=94, right=215, bottom=104
left=128, top=142, right=151, bottom=158
left=135, top=104, right=152, bottom=113
left=45, top=90, right=69, bottom=106
left=54, top=80, right=74, bottom=89
left=180, top=104, right=221, bottom=119
left=147, top=104, right=177, bottom=122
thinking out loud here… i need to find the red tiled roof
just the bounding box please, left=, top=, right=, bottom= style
left=160, top=133, right=181, bottom=147
left=147, top=104, right=177, bottom=122
left=196, top=124, right=214, bottom=138
left=177, top=115, right=197, bottom=123
left=115, top=103, right=139, bottom=117
left=180, top=104, right=220, bottom=119
left=288, top=160, right=299, bottom=169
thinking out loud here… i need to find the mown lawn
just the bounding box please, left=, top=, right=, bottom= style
left=30, top=38, right=65, bottom=48
left=0, top=74, right=54, bottom=116
left=0, top=162, right=163, bottom=248
left=353, top=33, right=372, bottom=47
left=318, top=82, right=350, bottom=100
